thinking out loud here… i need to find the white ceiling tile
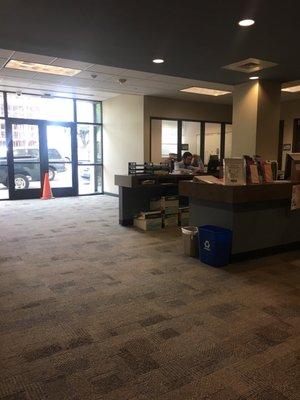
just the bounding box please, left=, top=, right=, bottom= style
left=72, top=70, right=96, bottom=80
left=31, top=72, right=66, bottom=83
left=0, top=68, right=36, bottom=78
left=51, top=58, right=93, bottom=70
left=13, top=51, right=56, bottom=64
left=86, top=64, right=128, bottom=75
left=94, top=74, right=122, bottom=84
left=62, top=77, right=90, bottom=87
left=117, top=69, right=159, bottom=80
left=0, top=77, right=32, bottom=87
left=0, top=51, right=233, bottom=104
left=74, top=72, right=118, bottom=84
left=0, top=58, right=8, bottom=68
left=0, top=49, right=14, bottom=59
left=29, top=82, right=63, bottom=90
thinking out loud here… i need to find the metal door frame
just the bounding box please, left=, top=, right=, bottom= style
left=6, top=118, right=78, bottom=200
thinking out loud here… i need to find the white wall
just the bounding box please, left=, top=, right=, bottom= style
left=103, top=94, right=144, bottom=194
left=232, top=81, right=281, bottom=160
left=232, top=81, right=258, bottom=157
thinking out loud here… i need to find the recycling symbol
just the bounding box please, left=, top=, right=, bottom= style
left=204, top=240, right=211, bottom=251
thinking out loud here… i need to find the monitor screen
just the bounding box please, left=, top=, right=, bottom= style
left=207, top=155, right=220, bottom=172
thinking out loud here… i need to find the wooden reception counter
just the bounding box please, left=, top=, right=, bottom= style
left=179, top=181, right=300, bottom=260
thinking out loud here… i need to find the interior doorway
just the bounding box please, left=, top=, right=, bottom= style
left=293, top=118, right=300, bottom=153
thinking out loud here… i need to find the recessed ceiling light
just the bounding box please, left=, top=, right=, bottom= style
left=5, top=59, right=81, bottom=76
left=238, top=19, right=255, bottom=27
left=249, top=76, right=259, bottom=80
left=282, top=85, right=300, bottom=93
left=180, top=87, right=231, bottom=96
left=152, top=59, right=164, bottom=64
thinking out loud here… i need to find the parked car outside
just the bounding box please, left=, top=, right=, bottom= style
left=0, top=148, right=67, bottom=189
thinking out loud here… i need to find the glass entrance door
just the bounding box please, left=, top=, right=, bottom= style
left=45, top=124, right=77, bottom=196
left=6, top=120, right=77, bottom=199
left=7, top=121, right=42, bottom=199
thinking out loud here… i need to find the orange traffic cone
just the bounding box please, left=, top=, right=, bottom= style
left=41, top=172, right=54, bottom=200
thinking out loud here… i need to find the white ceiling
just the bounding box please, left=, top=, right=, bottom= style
left=0, top=48, right=234, bottom=103
left=0, top=48, right=297, bottom=103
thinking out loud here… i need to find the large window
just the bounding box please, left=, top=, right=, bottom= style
left=161, top=120, right=178, bottom=158
left=0, top=92, right=4, bottom=117
left=77, top=124, right=102, bottom=194
left=225, top=124, right=232, bottom=158
left=204, top=123, right=221, bottom=164
left=0, top=91, right=102, bottom=200
left=7, top=93, right=74, bottom=121
left=182, top=121, right=201, bottom=157
left=150, top=118, right=232, bottom=164
left=0, top=118, right=8, bottom=199
left=76, top=100, right=101, bottom=124
left=151, top=119, right=178, bottom=163
left=76, top=99, right=102, bottom=195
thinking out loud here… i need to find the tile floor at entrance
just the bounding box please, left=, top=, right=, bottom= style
left=0, top=196, right=299, bottom=399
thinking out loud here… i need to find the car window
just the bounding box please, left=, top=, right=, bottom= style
left=48, top=149, right=61, bottom=159
left=14, top=149, right=27, bottom=157
left=28, top=149, right=39, bottom=157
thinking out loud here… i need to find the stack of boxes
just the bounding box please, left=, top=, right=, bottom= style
left=133, top=210, right=162, bottom=231
left=150, top=195, right=179, bottom=228
left=133, top=195, right=190, bottom=231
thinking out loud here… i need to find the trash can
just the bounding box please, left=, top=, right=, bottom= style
left=181, top=226, right=199, bottom=257
left=198, top=225, right=232, bottom=267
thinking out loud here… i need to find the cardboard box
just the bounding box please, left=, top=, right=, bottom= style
left=163, top=195, right=179, bottom=215
left=150, top=198, right=161, bottom=211
left=178, top=206, right=189, bottom=226
left=163, top=213, right=178, bottom=228
left=150, top=196, right=179, bottom=215
left=134, top=211, right=162, bottom=231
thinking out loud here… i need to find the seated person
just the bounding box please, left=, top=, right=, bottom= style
left=174, top=151, right=203, bottom=173
left=162, top=153, right=178, bottom=172
left=191, top=154, right=205, bottom=172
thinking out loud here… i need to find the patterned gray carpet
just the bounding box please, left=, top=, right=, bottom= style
left=0, top=195, right=299, bottom=400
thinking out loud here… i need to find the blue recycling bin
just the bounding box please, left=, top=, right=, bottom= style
left=198, top=225, right=233, bottom=267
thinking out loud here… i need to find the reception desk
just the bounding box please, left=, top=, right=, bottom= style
left=179, top=181, right=300, bottom=260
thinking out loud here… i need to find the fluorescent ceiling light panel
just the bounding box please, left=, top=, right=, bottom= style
left=180, top=86, right=231, bottom=96
left=5, top=60, right=81, bottom=76
left=281, top=85, right=300, bottom=93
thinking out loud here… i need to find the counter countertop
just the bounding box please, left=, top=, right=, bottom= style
left=179, top=181, right=294, bottom=204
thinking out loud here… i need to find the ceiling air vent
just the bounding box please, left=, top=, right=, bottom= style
left=223, top=58, right=277, bottom=73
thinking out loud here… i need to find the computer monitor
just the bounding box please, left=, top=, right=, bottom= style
left=207, top=155, right=220, bottom=173
left=284, top=153, right=300, bottom=181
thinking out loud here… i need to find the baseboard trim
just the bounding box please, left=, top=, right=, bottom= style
left=104, top=191, right=119, bottom=198
left=230, top=241, right=300, bottom=263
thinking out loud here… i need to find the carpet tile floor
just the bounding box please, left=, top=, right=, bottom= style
left=0, top=195, right=299, bottom=400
